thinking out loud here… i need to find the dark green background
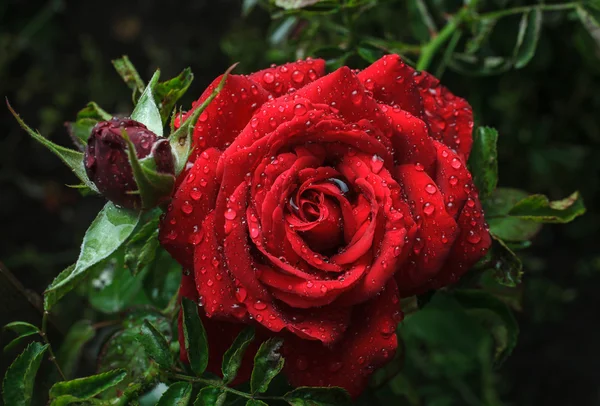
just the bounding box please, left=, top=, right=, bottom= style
left=1, top=0, right=598, bottom=405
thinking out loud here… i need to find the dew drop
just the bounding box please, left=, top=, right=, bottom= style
left=263, top=72, right=275, bottom=84
left=425, top=183, right=436, bottom=194
left=224, top=208, right=237, bottom=220
left=181, top=201, right=193, bottom=215
left=467, top=230, right=482, bottom=244
left=291, top=70, right=304, bottom=83
left=451, top=158, right=462, bottom=169
left=423, top=202, right=435, bottom=216
left=294, top=103, right=308, bottom=116
left=350, top=90, right=363, bottom=105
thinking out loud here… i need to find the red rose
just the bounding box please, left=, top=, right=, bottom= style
left=159, top=55, right=491, bottom=397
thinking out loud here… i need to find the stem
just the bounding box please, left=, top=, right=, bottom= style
left=416, top=8, right=468, bottom=71
left=478, top=2, right=580, bottom=20
left=41, top=311, right=66, bottom=380
left=169, top=373, right=281, bottom=401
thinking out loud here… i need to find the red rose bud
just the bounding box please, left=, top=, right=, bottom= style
left=84, top=118, right=174, bottom=209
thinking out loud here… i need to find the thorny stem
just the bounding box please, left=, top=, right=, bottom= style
left=41, top=311, right=66, bottom=380
left=169, top=372, right=282, bottom=401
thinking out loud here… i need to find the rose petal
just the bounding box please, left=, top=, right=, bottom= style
left=381, top=103, right=437, bottom=174
left=194, top=212, right=247, bottom=320
left=282, top=280, right=401, bottom=398
left=249, top=58, right=326, bottom=97
left=179, top=74, right=269, bottom=159
left=159, top=148, right=221, bottom=270
left=413, top=70, right=474, bottom=160
left=358, top=54, right=424, bottom=117
left=395, top=164, right=459, bottom=295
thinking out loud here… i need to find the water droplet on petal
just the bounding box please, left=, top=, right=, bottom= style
left=291, top=70, right=304, bottom=83
left=224, top=208, right=237, bottom=220
left=451, top=158, right=462, bottom=169
left=467, top=230, right=482, bottom=244
left=182, top=201, right=193, bottom=215
left=263, top=72, right=275, bottom=84
left=425, top=183, right=436, bottom=194
left=350, top=90, right=363, bottom=105
left=423, top=202, right=435, bottom=216
left=294, top=103, right=307, bottom=116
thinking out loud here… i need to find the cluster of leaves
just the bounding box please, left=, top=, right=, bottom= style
left=234, top=0, right=600, bottom=75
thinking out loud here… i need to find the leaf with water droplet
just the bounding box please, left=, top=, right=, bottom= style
left=44, top=202, right=140, bottom=310
left=131, top=70, right=163, bottom=137
left=250, top=337, right=285, bottom=394
left=468, top=127, right=498, bottom=200
left=7, top=100, right=99, bottom=193
left=2, top=342, right=48, bottom=406
left=222, top=327, right=255, bottom=384
left=169, top=64, right=237, bottom=175
left=137, top=319, right=172, bottom=369
left=283, top=387, right=352, bottom=406
left=124, top=212, right=161, bottom=276
left=508, top=191, right=586, bottom=223
left=181, top=297, right=209, bottom=376
left=194, top=386, right=226, bottom=406
left=49, top=369, right=127, bottom=401
left=156, top=382, right=192, bottom=406
left=513, top=10, right=542, bottom=69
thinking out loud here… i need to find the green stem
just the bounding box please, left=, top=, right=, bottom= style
left=416, top=8, right=469, bottom=71
left=477, top=2, right=580, bottom=20
left=169, top=373, right=281, bottom=401
left=41, top=311, right=66, bottom=380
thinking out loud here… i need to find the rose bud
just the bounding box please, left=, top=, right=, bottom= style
left=84, top=118, right=174, bottom=209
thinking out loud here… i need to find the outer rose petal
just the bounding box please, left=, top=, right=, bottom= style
left=413, top=70, right=474, bottom=160
left=358, top=54, right=424, bottom=117
left=159, top=148, right=221, bottom=270
left=179, top=74, right=270, bottom=160
left=178, top=272, right=256, bottom=384
left=249, top=58, right=326, bottom=97
left=282, top=280, right=401, bottom=398
left=427, top=196, right=491, bottom=291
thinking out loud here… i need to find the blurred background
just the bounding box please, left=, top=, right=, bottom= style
left=1, top=0, right=599, bottom=404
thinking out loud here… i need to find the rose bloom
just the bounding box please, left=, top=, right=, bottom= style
left=159, top=55, right=491, bottom=397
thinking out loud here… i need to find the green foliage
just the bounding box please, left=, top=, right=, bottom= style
left=222, top=327, right=256, bottom=384
left=3, top=322, right=40, bottom=353
left=154, top=68, right=194, bottom=125
left=485, top=188, right=542, bottom=242
left=7, top=101, right=99, bottom=193
left=251, top=337, right=285, bottom=393
left=194, top=387, right=226, bottom=406
left=66, top=102, right=112, bottom=149
left=2, top=342, right=48, bottom=406
left=138, top=319, right=173, bottom=369
left=48, top=369, right=127, bottom=401
left=508, top=191, right=586, bottom=223
left=131, top=70, right=164, bottom=137
left=181, top=297, right=209, bottom=376
left=284, top=387, right=352, bottom=405
left=469, top=126, right=499, bottom=200
left=112, top=55, right=146, bottom=100
left=156, top=382, right=193, bottom=406
left=44, top=202, right=141, bottom=310
left=56, top=320, right=95, bottom=379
